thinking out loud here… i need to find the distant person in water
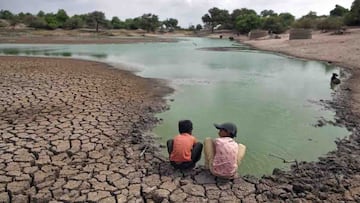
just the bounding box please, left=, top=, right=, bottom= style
left=204, top=122, right=246, bottom=179
left=331, top=73, right=341, bottom=85
left=167, top=120, right=203, bottom=169
left=330, top=73, right=341, bottom=90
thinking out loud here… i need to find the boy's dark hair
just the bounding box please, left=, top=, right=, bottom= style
left=178, top=120, right=193, bottom=134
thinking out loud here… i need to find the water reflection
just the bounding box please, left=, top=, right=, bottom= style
left=0, top=48, right=110, bottom=59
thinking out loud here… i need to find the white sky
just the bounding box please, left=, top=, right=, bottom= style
left=0, top=0, right=354, bottom=27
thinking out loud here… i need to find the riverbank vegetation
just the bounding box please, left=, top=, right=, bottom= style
left=201, top=0, right=360, bottom=34
left=0, top=0, right=359, bottom=34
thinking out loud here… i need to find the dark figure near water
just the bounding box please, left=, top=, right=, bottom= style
left=167, top=120, right=203, bottom=170
left=331, top=73, right=341, bottom=85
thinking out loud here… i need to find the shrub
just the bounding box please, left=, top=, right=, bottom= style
left=317, top=17, right=344, bottom=30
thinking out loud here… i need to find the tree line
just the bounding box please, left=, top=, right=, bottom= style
left=201, top=0, right=360, bottom=34
left=0, top=9, right=179, bottom=32
left=0, top=0, right=359, bottom=33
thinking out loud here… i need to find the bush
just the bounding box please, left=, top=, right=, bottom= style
left=64, top=17, right=84, bottom=29
left=292, top=18, right=317, bottom=29
left=0, top=19, right=9, bottom=27
left=317, top=17, right=344, bottom=30
left=344, top=12, right=359, bottom=25
left=29, top=17, right=47, bottom=29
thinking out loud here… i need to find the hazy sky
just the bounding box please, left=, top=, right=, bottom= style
left=0, top=0, right=354, bottom=27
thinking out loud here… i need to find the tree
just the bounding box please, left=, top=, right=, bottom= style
left=196, top=24, right=202, bottom=30
left=56, top=9, right=69, bottom=28
left=230, top=8, right=257, bottom=29
left=303, top=11, right=318, bottom=19
left=163, top=18, right=178, bottom=30
left=124, top=18, right=139, bottom=29
left=0, top=10, right=13, bottom=20
left=262, top=16, right=286, bottom=34
left=344, top=0, right=360, bottom=25
left=235, top=13, right=262, bottom=34
left=88, top=11, right=106, bottom=32
left=37, top=11, right=45, bottom=18
left=261, top=10, right=277, bottom=17
left=278, top=13, right=295, bottom=28
left=330, top=5, right=349, bottom=16
left=64, top=16, right=84, bottom=29
left=139, top=13, right=160, bottom=32
left=202, top=7, right=230, bottom=32
left=44, top=13, right=59, bottom=30
left=111, top=16, right=125, bottom=29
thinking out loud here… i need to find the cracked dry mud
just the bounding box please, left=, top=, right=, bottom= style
left=0, top=56, right=359, bottom=203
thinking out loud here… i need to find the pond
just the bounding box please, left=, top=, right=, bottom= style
left=0, top=37, right=349, bottom=177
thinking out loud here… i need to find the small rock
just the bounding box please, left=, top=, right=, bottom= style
left=170, top=189, right=187, bottom=202
left=152, top=189, right=170, bottom=202
left=181, top=184, right=205, bottom=197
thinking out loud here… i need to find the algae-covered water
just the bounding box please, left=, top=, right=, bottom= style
left=0, top=37, right=348, bottom=176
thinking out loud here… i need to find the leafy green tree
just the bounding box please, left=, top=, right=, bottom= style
left=37, top=11, right=45, bottom=18
left=87, top=11, right=106, bottom=32
left=44, top=13, right=59, bottom=30
left=196, top=24, right=202, bottom=30
left=278, top=12, right=295, bottom=28
left=56, top=9, right=69, bottom=28
left=344, top=0, right=360, bottom=25
left=230, top=8, right=257, bottom=29
left=64, top=16, right=84, bottom=29
left=262, top=16, right=286, bottom=33
left=330, top=5, right=349, bottom=16
left=303, top=11, right=318, bottom=19
left=124, top=18, right=139, bottom=29
left=261, top=10, right=277, bottom=17
left=139, top=13, right=160, bottom=32
left=0, top=10, right=14, bottom=20
left=111, top=16, right=125, bottom=29
left=235, top=13, right=262, bottom=34
left=202, top=7, right=230, bottom=32
left=163, top=18, right=178, bottom=29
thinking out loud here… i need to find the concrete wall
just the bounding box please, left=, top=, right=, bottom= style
left=248, top=30, right=268, bottom=40
left=289, top=29, right=312, bottom=40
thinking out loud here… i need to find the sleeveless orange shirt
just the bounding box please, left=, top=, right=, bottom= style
left=170, top=133, right=196, bottom=162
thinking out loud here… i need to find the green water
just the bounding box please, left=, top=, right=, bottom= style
left=0, top=37, right=348, bottom=176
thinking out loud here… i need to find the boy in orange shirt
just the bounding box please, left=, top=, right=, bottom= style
left=167, top=120, right=203, bottom=169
